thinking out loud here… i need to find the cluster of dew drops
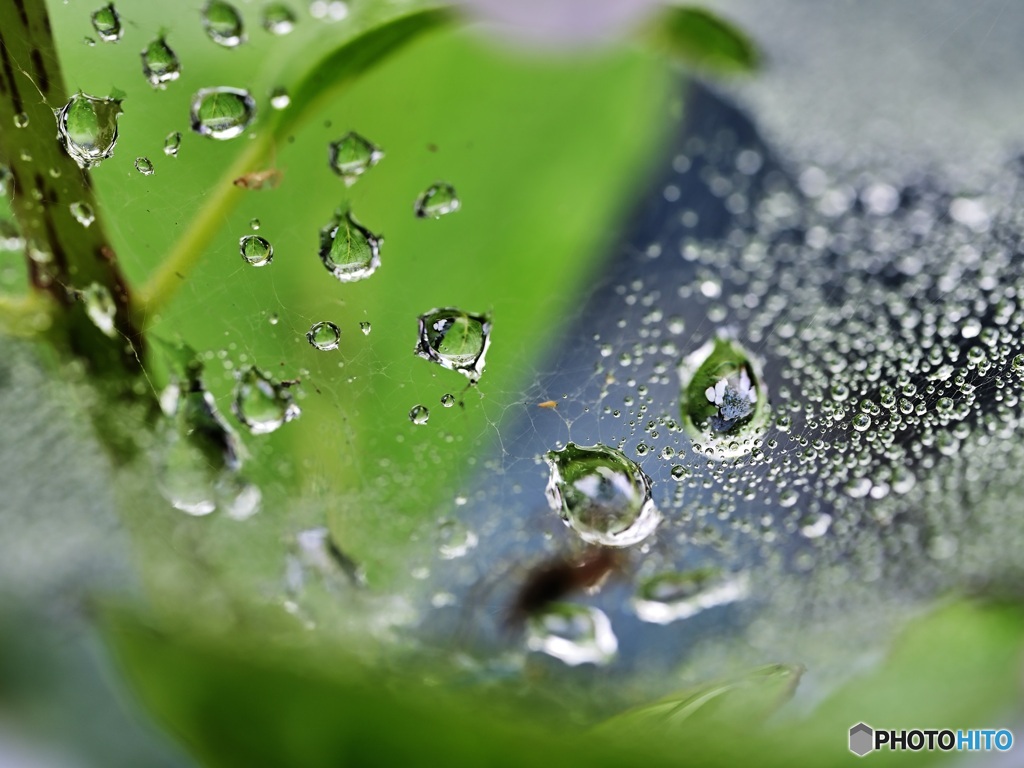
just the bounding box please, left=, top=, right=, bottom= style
left=36, top=2, right=481, bottom=523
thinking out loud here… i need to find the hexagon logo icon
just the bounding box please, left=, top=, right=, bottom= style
left=849, top=722, right=874, bottom=757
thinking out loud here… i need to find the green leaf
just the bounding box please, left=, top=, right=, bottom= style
left=650, top=7, right=760, bottom=74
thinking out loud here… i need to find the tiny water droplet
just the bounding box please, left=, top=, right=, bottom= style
left=0, top=165, right=11, bottom=195
left=409, top=404, right=430, bottom=425
left=318, top=210, right=382, bottom=282
left=239, top=234, right=273, bottom=266
left=328, top=132, right=383, bottom=186
left=232, top=365, right=300, bottom=434
left=268, top=313, right=279, bottom=325
left=414, top=307, right=491, bottom=382
left=437, top=519, right=478, bottom=559
left=359, top=321, right=371, bottom=335
left=306, top=321, right=340, bottom=351
left=164, top=131, right=181, bottom=157
left=633, top=569, right=748, bottom=625
left=13, top=113, right=28, bottom=128
left=310, top=0, right=349, bottom=21
left=262, top=3, right=297, bottom=34
left=526, top=604, right=617, bottom=666
left=249, top=218, right=260, bottom=231
left=135, top=156, right=154, bottom=175
left=415, top=182, right=460, bottom=219
left=141, top=36, right=181, bottom=88
left=54, top=92, right=123, bottom=169
left=269, top=87, right=290, bottom=110
left=545, top=442, right=661, bottom=547
left=678, top=336, right=769, bottom=459
left=70, top=201, right=95, bottom=227
left=202, top=0, right=246, bottom=47
left=91, top=3, right=123, bottom=42
left=441, top=393, right=455, bottom=408
left=79, top=283, right=117, bottom=337
left=84, top=37, right=97, bottom=47
left=190, top=87, right=256, bottom=140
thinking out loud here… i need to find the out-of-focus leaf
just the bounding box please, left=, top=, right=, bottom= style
left=595, top=663, right=802, bottom=737
left=651, top=7, right=759, bottom=74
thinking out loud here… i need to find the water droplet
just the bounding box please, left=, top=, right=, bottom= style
left=633, top=569, right=748, bottom=625
left=232, top=365, right=301, bottom=434
left=91, top=3, right=123, bottom=42
left=409, top=404, right=430, bottom=425
left=544, top=442, right=661, bottom=547
left=306, top=321, right=340, bottom=351
left=441, top=393, right=455, bottom=408
left=13, top=113, right=28, bottom=128
left=84, top=37, right=97, bottom=47
left=437, top=519, right=477, bottom=559
left=526, top=604, right=617, bottom=666
left=414, top=307, right=491, bottom=382
left=54, top=92, right=123, bottom=169
left=70, top=201, right=95, bottom=227
left=678, top=336, right=769, bottom=459
left=141, top=36, right=181, bottom=88
left=318, top=210, right=382, bottom=282
left=415, top=182, right=460, bottom=219
left=359, top=321, right=371, bottom=335
left=328, top=132, right=383, bottom=186
left=135, top=156, right=154, bottom=175
left=0, top=165, right=9, bottom=196
left=157, top=349, right=247, bottom=517
left=799, top=512, right=832, bottom=539
left=239, top=234, right=273, bottom=266
left=262, top=3, right=297, bottom=34
left=249, top=218, right=260, bottom=231
left=79, top=283, right=117, bottom=337
left=190, top=87, right=256, bottom=140
left=202, top=0, right=246, bottom=47
left=269, top=87, right=290, bottom=110
left=164, top=131, right=181, bottom=157
left=268, top=313, right=279, bottom=325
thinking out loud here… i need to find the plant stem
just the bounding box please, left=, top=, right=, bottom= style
left=0, top=0, right=148, bottom=383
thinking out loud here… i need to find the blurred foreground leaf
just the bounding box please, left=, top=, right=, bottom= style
left=651, top=7, right=760, bottom=73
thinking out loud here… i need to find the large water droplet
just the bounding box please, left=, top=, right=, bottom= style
left=202, top=1, right=246, bottom=47
left=190, top=87, right=256, bottom=140
left=441, top=393, right=455, bottom=408
left=70, top=202, right=95, bottom=228
left=135, top=157, right=154, bottom=175
left=141, top=36, right=181, bottom=88
left=157, top=348, right=247, bottom=517
left=239, top=234, right=273, bottom=266
left=262, top=3, right=297, bottom=34
left=678, top=336, right=769, bottom=459
left=79, top=283, right=117, bottom=337
left=54, top=92, right=123, bottom=169
left=415, top=182, right=460, bottom=219
left=91, top=3, right=123, bottom=42
left=318, top=210, right=382, bottom=282
left=232, top=366, right=301, bottom=434
left=306, top=321, right=340, bottom=351
left=633, top=569, right=749, bottom=625
left=328, top=132, right=383, bottom=186
left=414, top=307, right=491, bottom=382
left=409, top=404, right=429, bottom=425
left=164, top=131, right=181, bottom=157
left=526, top=604, right=617, bottom=666
left=544, top=442, right=661, bottom=547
